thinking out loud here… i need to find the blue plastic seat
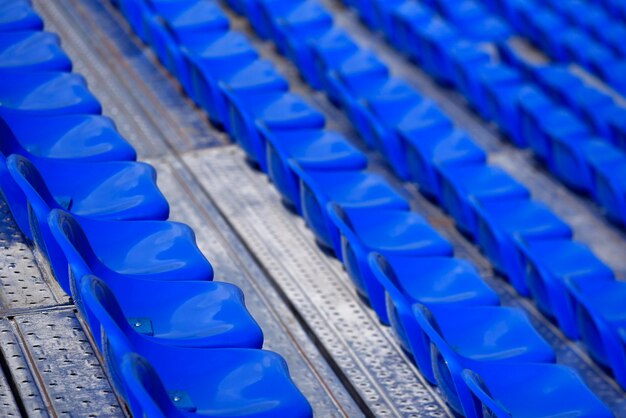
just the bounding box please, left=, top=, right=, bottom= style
left=0, top=31, right=71, bottom=72
left=609, top=106, right=626, bottom=150
left=117, top=0, right=153, bottom=41
left=570, top=86, right=615, bottom=138
left=402, top=128, right=486, bottom=200
left=389, top=2, right=433, bottom=57
left=0, top=0, right=42, bottom=32
left=368, top=95, right=452, bottom=180
left=149, top=0, right=229, bottom=44
left=528, top=108, right=590, bottom=166
left=371, top=0, right=411, bottom=40
left=483, top=75, right=528, bottom=146
left=0, top=113, right=136, bottom=163
left=519, top=239, right=614, bottom=339
left=84, top=280, right=313, bottom=418
left=145, top=1, right=229, bottom=85
left=212, top=59, right=288, bottom=128
left=325, top=49, right=389, bottom=107
left=449, top=43, right=491, bottom=103
left=291, top=166, right=409, bottom=256
left=413, top=19, right=459, bottom=84
left=225, top=91, right=325, bottom=172
left=462, top=363, right=612, bottom=418
left=259, top=0, right=332, bottom=56
left=342, top=78, right=416, bottom=148
left=328, top=205, right=452, bottom=321
left=566, top=276, right=626, bottom=389
left=262, top=128, right=367, bottom=212
left=47, top=209, right=212, bottom=295
left=550, top=136, right=622, bottom=193
left=474, top=198, right=572, bottom=295
left=439, top=164, right=530, bottom=238
left=369, top=254, right=498, bottom=380
left=6, top=154, right=169, bottom=243
left=78, top=273, right=262, bottom=353
left=477, top=65, right=523, bottom=125
left=587, top=150, right=626, bottom=226
left=308, top=28, right=359, bottom=90
left=414, top=304, right=555, bottom=415
left=530, top=65, right=582, bottom=106
left=0, top=71, right=101, bottom=118
left=517, top=86, right=557, bottom=156
left=184, top=32, right=261, bottom=122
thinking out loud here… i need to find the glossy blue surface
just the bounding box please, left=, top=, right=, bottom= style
left=6, top=154, right=168, bottom=242
left=262, top=128, right=367, bottom=211
left=77, top=274, right=262, bottom=353
left=474, top=198, right=572, bottom=294
left=329, top=205, right=452, bottom=321
left=0, top=0, right=42, bottom=32
left=462, top=363, right=613, bottom=418
left=0, top=113, right=136, bottom=162
left=83, top=276, right=313, bottom=418
left=402, top=128, right=486, bottom=200
left=0, top=71, right=101, bottom=117
left=292, top=166, right=409, bottom=255
left=226, top=91, right=325, bottom=171
left=414, top=304, right=555, bottom=415
left=566, top=276, right=626, bottom=390
left=369, top=253, right=498, bottom=381
left=47, top=209, right=212, bottom=295
left=0, top=31, right=71, bottom=72
left=520, top=239, right=614, bottom=339
left=439, top=164, right=530, bottom=238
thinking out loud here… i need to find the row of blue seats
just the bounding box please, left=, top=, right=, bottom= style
left=595, top=0, right=626, bottom=25
left=525, top=0, right=626, bottom=60
left=400, top=1, right=626, bottom=224
left=381, top=1, right=626, bottom=227
left=236, top=0, right=619, bottom=402
left=0, top=1, right=312, bottom=416
left=116, top=0, right=616, bottom=416
left=340, top=0, right=626, bottom=396
left=479, top=0, right=626, bottom=96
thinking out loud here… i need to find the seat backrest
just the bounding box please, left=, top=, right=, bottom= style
left=47, top=210, right=106, bottom=306
left=7, top=154, right=58, bottom=214
left=0, top=116, right=29, bottom=158
left=121, top=353, right=184, bottom=418
left=461, top=369, right=509, bottom=417
left=79, top=274, right=138, bottom=399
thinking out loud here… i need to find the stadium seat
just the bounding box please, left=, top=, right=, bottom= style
left=414, top=304, right=555, bottom=415
left=7, top=154, right=169, bottom=248
left=402, top=128, right=486, bottom=200
left=47, top=209, right=213, bottom=295
left=519, top=239, right=614, bottom=339
left=0, top=0, right=42, bottom=32
left=184, top=31, right=261, bottom=121
left=462, top=363, right=612, bottom=418
left=224, top=91, right=325, bottom=171
left=439, top=164, right=529, bottom=238
left=566, top=276, right=626, bottom=389
left=474, top=198, right=572, bottom=294
left=0, top=71, right=101, bottom=118
left=262, top=128, right=367, bottom=212
left=291, top=166, right=409, bottom=256
left=83, top=276, right=313, bottom=417
left=75, top=273, right=262, bottom=353
left=0, top=31, right=71, bottom=72
left=369, top=253, right=498, bottom=381
left=329, top=205, right=453, bottom=321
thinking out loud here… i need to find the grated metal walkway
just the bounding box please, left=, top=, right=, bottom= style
left=0, top=0, right=624, bottom=416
